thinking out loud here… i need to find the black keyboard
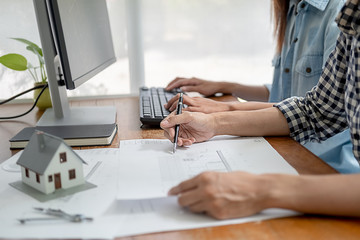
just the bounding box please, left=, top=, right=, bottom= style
left=139, top=87, right=183, bottom=126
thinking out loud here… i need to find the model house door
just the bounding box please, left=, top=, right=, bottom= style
left=54, top=173, right=62, bottom=189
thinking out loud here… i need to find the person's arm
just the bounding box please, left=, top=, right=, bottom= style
left=166, top=77, right=270, bottom=101
left=212, top=107, right=289, bottom=137
left=168, top=170, right=360, bottom=220
left=165, top=94, right=275, bottom=114
left=269, top=173, right=360, bottom=216
left=161, top=107, right=289, bottom=147
left=222, top=82, right=269, bottom=101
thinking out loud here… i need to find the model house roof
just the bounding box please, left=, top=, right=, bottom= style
left=16, top=131, right=86, bottom=174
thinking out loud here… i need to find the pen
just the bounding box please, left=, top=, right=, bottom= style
left=173, top=92, right=184, bottom=153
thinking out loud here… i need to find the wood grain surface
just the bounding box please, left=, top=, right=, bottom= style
left=1, top=96, right=359, bottom=240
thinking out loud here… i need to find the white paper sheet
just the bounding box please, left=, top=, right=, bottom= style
left=111, top=197, right=298, bottom=238
left=0, top=148, right=122, bottom=239
left=0, top=137, right=300, bottom=239
left=117, top=137, right=298, bottom=199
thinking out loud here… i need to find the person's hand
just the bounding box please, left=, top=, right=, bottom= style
left=165, top=94, right=231, bottom=114
left=160, top=111, right=216, bottom=146
left=168, top=171, right=269, bottom=219
left=166, top=77, right=222, bottom=97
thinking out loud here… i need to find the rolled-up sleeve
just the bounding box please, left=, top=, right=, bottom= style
left=274, top=32, right=349, bottom=144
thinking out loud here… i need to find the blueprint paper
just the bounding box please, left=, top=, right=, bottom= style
left=117, top=137, right=298, bottom=199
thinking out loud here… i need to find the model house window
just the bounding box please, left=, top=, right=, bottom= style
left=48, top=175, right=53, bottom=182
left=60, top=152, right=67, bottom=163
left=36, top=173, right=40, bottom=183
left=69, top=169, right=76, bottom=180
left=25, top=168, right=29, bottom=178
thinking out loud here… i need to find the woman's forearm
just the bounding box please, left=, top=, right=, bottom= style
left=218, top=82, right=270, bottom=101
left=227, top=101, right=275, bottom=111
left=212, top=107, right=290, bottom=137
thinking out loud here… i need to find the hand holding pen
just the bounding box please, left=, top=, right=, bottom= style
left=161, top=93, right=215, bottom=149
left=173, top=93, right=184, bottom=153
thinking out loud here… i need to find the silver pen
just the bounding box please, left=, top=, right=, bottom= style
left=173, top=93, right=184, bottom=153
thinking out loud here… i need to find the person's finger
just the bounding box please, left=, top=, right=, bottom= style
left=163, top=126, right=192, bottom=146
left=166, top=77, right=186, bottom=90
left=182, top=95, right=195, bottom=106
left=160, top=112, right=176, bottom=129
left=167, top=78, right=198, bottom=91
left=166, top=78, right=187, bottom=91
left=168, top=95, right=194, bottom=112
left=163, top=129, right=174, bottom=142
left=181, top=85, right=202, bottom=93
left=162, top=112, right=192, bottom=128
left=165, top=94, right=180, bottom=110
left=161, top=113, right=176, bottom=133
left=168, top=176, right=199, bottom=195
left=188, top=201, right=208, bottom=213
left=177, top=188, right=204, bottom=207
left=180, top=138, right=195, bottom=146
left=166, top=77, right=182, bottom=87
left=185, top=106, right=201, bottom=112
left=176, top=137, right=184, bottom=146
left=168, top=100, right=178, bottom=112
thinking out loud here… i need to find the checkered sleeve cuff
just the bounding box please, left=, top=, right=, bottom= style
left=274, top=97, right=316, bottom=144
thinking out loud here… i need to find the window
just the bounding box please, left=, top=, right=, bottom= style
left=0, top=0, right=130, bottom=100
left=25, top=168, right=29, bottom=178
left=1, top=1, right=273, bottom=100
left=60, top=152, right=67, bottom=163
left=141, top=0, right=273, bottom=89
left=48, top=175, right=53, bottom=182
left=69, top=169, right=76, bottom=180
left=36, top=173, right=40, bottom=183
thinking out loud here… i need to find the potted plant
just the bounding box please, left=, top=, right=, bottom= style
left=0, top=38, right=51, bottom=110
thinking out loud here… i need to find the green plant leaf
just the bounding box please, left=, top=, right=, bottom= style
left=0, top=53, right=28, bottom=71
left=27, top=62, right=34, bottom=69
left=26, top=45, right=44, bottom=65
left=11, top=38, right=43, bottom=57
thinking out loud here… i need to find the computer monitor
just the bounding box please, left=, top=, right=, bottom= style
left=33, top=0, right=116, bottom=128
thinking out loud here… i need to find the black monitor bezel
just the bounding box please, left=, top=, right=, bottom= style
left=48, top=0, right=116, bottom=90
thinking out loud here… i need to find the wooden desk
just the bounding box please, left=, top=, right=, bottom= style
left=1, top=96, right=360, bottom=240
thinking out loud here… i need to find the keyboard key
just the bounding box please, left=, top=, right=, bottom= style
left=143, top=106, right=151, bottom=114
left=139, top=87, right=183, bottom=126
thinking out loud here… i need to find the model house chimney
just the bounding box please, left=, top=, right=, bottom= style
left=36, top=131, right=46, bottom=151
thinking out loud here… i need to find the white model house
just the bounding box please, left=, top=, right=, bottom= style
left=16, top=131, right=86, bottom=194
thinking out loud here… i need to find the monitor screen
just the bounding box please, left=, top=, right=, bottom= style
left=50, top=0, right=115, bottom=89
left=32, top=0, right=117, bottom=141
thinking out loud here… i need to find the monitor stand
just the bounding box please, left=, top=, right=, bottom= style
left=36, top=106, right=116, bottom=126
left=32, top=63, right=117, bottom=145
left=31, top=106, right=117, bottom=147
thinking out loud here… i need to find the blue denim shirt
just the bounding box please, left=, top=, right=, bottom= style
left=268, top=0, right=359, bottom=173
left=269, top=0, right=343, bottom=102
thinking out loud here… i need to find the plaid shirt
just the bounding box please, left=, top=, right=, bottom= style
left=275, top=0, right=360, bottom=162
